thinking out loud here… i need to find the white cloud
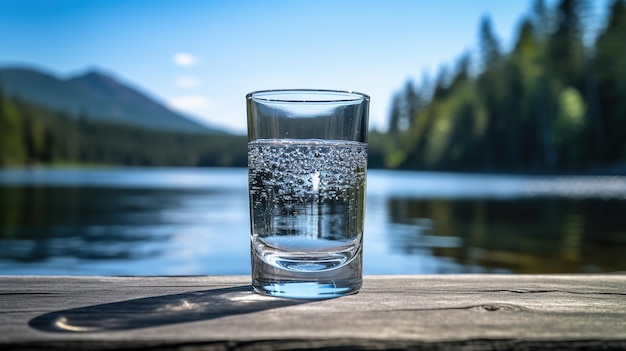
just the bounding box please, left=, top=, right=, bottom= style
left=176, top=76, right=201, bottom=88
left=172, top=53, right=198, bottom=67
left=167, top=95, right=211, bottom=113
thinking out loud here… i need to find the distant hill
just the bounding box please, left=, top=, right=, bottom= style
left=0, top=66, right=223, bottom=134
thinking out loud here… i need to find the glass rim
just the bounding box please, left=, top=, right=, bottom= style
left=247, top=89, right=370, bottom=103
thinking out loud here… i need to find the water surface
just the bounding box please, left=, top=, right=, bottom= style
left=1, top=168, right=625, bottom=275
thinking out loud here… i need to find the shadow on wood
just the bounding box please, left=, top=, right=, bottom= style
left=28, top=285, right=310, bottom=333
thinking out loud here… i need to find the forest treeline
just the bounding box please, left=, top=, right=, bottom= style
left=371, top=0, right=626, bottom=173
left=0, top=92, right=247, bottom=167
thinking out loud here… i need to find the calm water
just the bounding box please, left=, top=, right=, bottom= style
left=1, top=167, right=625, bottom=275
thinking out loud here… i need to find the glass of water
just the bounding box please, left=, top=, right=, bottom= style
left=247, top=89, right=369, bottom=299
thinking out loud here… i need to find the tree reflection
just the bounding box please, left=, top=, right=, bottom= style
left=0, top=186, right=191, bottom=263
left=386, top=197, right=626, bottom=273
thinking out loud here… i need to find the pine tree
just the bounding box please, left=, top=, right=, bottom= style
left=0, top=91, right=26, bottom=165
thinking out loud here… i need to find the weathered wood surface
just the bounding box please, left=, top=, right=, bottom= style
left=0, top=275, right=625, bottom=350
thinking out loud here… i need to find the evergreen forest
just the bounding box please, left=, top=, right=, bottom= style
left=372, top=0, right=626, bottom=173
left=0, top=93, right=247, bottom=168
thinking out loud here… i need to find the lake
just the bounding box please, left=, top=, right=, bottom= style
left=1, top=167, right=625, bottom=275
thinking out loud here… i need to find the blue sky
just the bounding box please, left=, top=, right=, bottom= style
left=0, top=0, right=611, bottom=134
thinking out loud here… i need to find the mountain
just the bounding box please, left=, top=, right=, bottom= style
left=0, top=66, right=223, bottom=134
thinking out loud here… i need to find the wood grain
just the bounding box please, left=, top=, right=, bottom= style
left=1, top=275, right=624, bottom=350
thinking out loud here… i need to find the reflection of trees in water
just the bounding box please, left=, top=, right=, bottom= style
left=386, top=197, right=626, bottom=273
left=0, top=186, right=197, bottom=262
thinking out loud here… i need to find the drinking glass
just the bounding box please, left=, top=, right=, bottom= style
left=247, top=89, right=369, bottom=299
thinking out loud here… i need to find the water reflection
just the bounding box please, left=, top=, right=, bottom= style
left=0, top=168, right=250, bottom=275
left=385, top=197, right=626, bottom=273
left=0, top=168, right=625, bottom=274
left=1, top=186, right=184, bottom=262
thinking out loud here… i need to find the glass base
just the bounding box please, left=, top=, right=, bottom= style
left=252, top=279, right=361, bottom=299
left=251, top=249, right=362, bottom=299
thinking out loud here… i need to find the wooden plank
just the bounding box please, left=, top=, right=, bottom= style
left=0, top=275, right=625, bottom=350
